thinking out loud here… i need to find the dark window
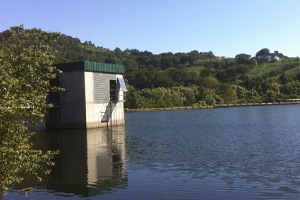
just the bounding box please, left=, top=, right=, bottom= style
left=110, top=80, right=117, bottom=101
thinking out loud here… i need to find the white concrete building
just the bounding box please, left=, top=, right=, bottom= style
left=46, top=61, right=127, bottom=129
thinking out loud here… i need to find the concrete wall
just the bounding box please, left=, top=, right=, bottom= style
left=85, top=72, right=125, bottom=128
left=47, top=71, right=86, bottom=128
left=46, top=70, right=126, bottom=129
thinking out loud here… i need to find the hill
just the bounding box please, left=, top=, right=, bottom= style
left=1, top=27, right=300, bottom=108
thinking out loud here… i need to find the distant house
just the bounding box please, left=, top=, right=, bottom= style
left=46, top=61, right=127, bottom=129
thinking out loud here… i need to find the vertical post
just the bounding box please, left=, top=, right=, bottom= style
left=106, top=114, right=109, bottom=129
left=106, top=99, right=109, bottom=129
left=110, top=100, right=113, bottom=129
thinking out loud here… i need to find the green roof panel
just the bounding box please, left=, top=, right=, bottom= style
left=54, top=61, right=125, bottom=74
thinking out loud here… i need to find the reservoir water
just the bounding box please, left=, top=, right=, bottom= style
left=4, top=105, right=300, bottom=199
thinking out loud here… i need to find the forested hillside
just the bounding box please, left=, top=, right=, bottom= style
left=1, top=27, right=300, bottom=108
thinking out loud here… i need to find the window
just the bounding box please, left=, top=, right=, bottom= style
left=110, top=80, right=117, bottom=101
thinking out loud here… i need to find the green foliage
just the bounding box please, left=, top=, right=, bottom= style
left=255, top=48, right=286, bottom=63
left=1, top=27, right=60, bottom=122
left=235, top=53, right=251, bottom=65
left=0, top=26, right=59, bottom=192
left=1, top=27, right=300, bottom=109
left=0, top=122, right=57, bottom=191
left=125, top=86, right=199, bottom=108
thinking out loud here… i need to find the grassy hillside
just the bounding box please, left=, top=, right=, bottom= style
left=1, top=27, right=300, bottom=108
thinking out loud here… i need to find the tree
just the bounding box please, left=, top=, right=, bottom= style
left=123, top=57, right=139, bottom=73
left=262, top=79, right=281, bottom=102
left=200, top=68, right=215, bottom=77
left=235, top=53, right=251, bottom=65
left=256, top=48, right=272, bottom=62
left=273, top=50, right=284, bottom=61
left=198, top=76, right=221, bottom=105
left=104, top=57, right=122, bottom=64
left=255, top=48, right=284, bottom=63
left=219, top=83, right=237, bottom=104
left=0, top=26, right=60, bottom=192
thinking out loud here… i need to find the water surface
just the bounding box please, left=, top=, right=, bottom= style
left=5, top=105, right=300, bottom=199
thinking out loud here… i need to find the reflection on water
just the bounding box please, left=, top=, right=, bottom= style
left=41, top=127, right=126, bottom=197
left=5, top=105, right=300, bottom=199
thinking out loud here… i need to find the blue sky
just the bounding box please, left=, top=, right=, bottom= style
left=1, top=0, right=299, bottom=58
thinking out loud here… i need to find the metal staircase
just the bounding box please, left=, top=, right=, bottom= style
left=100, top=92, right=117, bottom=128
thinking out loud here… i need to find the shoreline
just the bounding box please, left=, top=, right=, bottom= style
left=125, top=101, right=300, bottom=112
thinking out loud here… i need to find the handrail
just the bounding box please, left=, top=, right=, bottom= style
left=100, top=91, right=111, bottom=123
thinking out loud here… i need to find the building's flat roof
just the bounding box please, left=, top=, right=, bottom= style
left=54, top=61, right=125, bottom=74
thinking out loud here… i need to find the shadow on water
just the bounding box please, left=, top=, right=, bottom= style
left=34, top=126, right=127, bottom=198
left=7, top=105, right=300, bottom=199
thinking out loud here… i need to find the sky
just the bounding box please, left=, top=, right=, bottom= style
left=1, top=0, right=300, bottom=58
